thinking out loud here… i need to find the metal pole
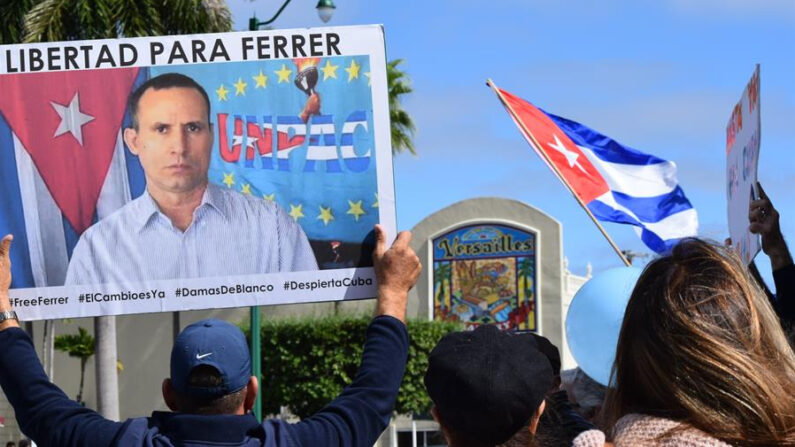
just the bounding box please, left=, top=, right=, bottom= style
left=248, top=0, right=293, bottom=30
left=250, top=306, right=262, bottom=420
left=172, top=312, right=180, bottom=343
left=95, top=316, right=119, bottom=419
left=247, top=1, right=295, bottom=424
left=45, top=320, right=55, bottom=378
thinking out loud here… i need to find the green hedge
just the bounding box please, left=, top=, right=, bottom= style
left=254, top=316, right=461, bottom=418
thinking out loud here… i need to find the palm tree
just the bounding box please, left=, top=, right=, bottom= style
left=518, top=257, right=534, bottom=301
left=433, top=262, right=452, bottom=315
left=18, top=0, right=231, bottom=42
left=387, top=59, right=416, bottom=155
left=54, top=327, right=95, bottom=406
left=0, top=0, right=36, bottom=44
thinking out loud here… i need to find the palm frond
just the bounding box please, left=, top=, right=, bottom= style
left=158, top=0, right=200, bottom=35
left=0, top=0, right=39, bottom=44
left=157, top=0, right=231, bottom=35
left=387, top=59, right=416, bottom=155
left=202, top=0, right=233, bottom=33
left=23, top=0, right=69, bottom=42
left=114, top=0, right=163, bottom=37
left=75, top=0, right=114, bottom=40
left=22, top=0, right=231, bottom=42
left=54, top=327, right=95, bottom=359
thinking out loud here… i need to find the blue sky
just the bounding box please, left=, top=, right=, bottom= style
left=225, top=0, right=795, bottom=284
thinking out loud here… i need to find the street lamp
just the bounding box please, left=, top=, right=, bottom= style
left=249, top=0, right=337, bottom=30
left=316, top=0, right=336, bottom=23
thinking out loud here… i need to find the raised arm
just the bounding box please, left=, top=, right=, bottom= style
left=749, top=182, right=792, bottom=271
left=371, top=225, right=422, bottom=324
left=0, top=235, right=123, bottom=446
left=280, top=225, right=421, bottom=446
left=749, top=182, right=794, bottom=322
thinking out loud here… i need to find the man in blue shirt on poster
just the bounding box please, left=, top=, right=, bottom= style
left=66, top=73, right=318, bottom=286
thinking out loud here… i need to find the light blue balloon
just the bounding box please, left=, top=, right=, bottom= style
left=565, top=266, right=642, bottom=387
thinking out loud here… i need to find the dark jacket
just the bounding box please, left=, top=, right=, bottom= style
left=537, top=390, right=596, bottom=446
left=773, top=263, right=794, bottom=324
left=0, top=315, right=408, bottom=446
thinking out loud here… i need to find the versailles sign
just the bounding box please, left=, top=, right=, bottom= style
left=432, top=224, right=537, bottom=330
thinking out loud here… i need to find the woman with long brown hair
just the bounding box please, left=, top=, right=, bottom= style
left=576, top=238, right=795, bottom=446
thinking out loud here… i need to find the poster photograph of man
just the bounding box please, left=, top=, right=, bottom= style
left=66, top=72, right=319, bottom=286
left=0, top=26, right=395, bottom=320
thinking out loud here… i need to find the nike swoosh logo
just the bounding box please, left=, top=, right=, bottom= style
left=196, top=352, right=213, bottom=360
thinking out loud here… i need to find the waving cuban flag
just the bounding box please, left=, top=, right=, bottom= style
left=495, top=86, right=698, bottom=253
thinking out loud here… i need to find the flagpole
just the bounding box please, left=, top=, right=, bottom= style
left=250, top=306, right=262, bottom=421
left=487, top=79, right=631, bottom=267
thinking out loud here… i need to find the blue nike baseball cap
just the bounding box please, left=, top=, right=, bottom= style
left=170, top=319, right=252, bottom=397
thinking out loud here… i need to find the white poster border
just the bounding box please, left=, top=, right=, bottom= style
left=725, top=64, right=761, bottom=265
left=1, top=25, right=396, bottom=321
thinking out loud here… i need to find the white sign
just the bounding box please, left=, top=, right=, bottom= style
left=725, top=65, right=761, bottom=265
left=0, top=25, right=396, bottom=320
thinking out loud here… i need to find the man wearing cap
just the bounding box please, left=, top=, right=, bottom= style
left=424, top=325, right=554, bottom=447
left=424, top=325, right=594, bottom=447
left=0, top=224, right=421, bottom=446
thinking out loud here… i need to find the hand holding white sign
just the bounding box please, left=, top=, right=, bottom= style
left=749, top=182, right=792, bottom=270
left=725, top=65, right=761, bottom=265
left=0, top=234, right=21, bottom=331
left=373, top=225, right=421, bottom=323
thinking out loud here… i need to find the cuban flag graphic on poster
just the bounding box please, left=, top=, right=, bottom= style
left=496, top=87, right=698, bottom=253
left=0, top=68, right=148, bottom=289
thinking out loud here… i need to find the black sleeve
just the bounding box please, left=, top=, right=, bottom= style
left=286, top=315, right=409, bottom=447
left=0, top=328, right=123, bottom=446
left=537, top=390, right=596, bottom=445
left=772, top=263, right=795, bottom=325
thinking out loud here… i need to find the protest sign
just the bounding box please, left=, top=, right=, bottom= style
left=725, top=65, right=761, bottom=265
left=0, top=25, right=395, bottom=320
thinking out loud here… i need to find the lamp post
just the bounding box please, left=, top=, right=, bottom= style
left=248, top=0, right=336, bottom=30
left=316, top=0, right=336, bottom=23
left=247, top=0, right=337, bottom=422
